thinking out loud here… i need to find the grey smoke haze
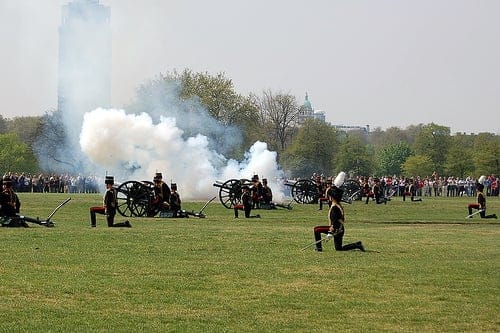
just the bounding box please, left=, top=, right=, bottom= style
left=79, top=108, right=284, bottom=200
left=1, top=0, right=499, bottom=135
left=17, top=0, right=282, bottom=201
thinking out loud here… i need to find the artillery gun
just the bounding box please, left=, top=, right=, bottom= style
left=283, top=178, right=361, bottom=204
left=212, top=178, right=252, bottom=209
left=212, top=178, right=292, bottom=210
left=115, top=180, right=210, bottom=218
left=1, top=197, right=71, bottom=228
left=212, top=177, right=361, bottom=208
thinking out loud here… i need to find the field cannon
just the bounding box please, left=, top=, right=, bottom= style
left=283, top=178, right=361, bottom=204
left=212, top=179, right=252, bottom=209
left=116, top=180, right=158, bottom=217
left=1, top=197, right=71, bottom=228
left=212, top=178, right=292, bottom=210
left=115, top=180, right=209, bottom=218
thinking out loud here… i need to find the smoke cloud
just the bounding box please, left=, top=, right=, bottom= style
left=80, top=108, right=285, bottom=201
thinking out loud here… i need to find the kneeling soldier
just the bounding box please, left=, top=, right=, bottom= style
left=90, top=176, right=131, bottom=227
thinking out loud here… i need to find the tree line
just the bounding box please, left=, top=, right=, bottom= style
left=1, top=69, right=499, bottom=179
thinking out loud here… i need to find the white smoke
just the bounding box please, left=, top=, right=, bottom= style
left=80, top=108, right=285, bottom=201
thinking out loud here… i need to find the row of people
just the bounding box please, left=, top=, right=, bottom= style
left=3, top=172, right=100, bottom=193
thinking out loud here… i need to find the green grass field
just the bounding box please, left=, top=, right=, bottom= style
left=1, top=193, right=499, bottom=332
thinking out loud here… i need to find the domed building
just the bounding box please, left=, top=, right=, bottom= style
left=298, top=93, right=325, bottom=124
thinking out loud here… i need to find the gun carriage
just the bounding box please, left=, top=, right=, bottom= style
left=115, top=180, right=208, bottom=218
left=115, top=180, right=158, bottom=217
left=212, top=177, right=361, bottom=208
left=283, top=178, right=361, bottom=204
left=212, top=179, right=252, bottom=209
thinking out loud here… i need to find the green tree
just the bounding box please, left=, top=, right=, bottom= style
left=0, top=133, right=38, bottom=173
left=444, top=134, right=474, bottom=178
left=130, top=70, right=259, bottom=158
left=285, top=119, right=340, bottom=177
left=376, top=141, right=412, bottom=176
left=175, top=69, right=252, bottom=127
left=402, top=155, right=434, bottom=177
left=369, top=126, right=410, bottom=151
left=7, top=116, right=43, bottom=170
left=334, top=135, right=374, bottom=177
left=0, top=115, right=8, bottom=134
left=7, top=116, right=43, bottom=147
left=472, top=133, right=500, bottom=176
left=413, top=123, right=450, bottom=175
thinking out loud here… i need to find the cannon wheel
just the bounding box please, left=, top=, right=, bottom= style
left=141, top=181, right=161, bottom=217
left=218, top=179, right=251, bottom=209
left=342, top=179, right=362, bottom=203
left=117, top=181, right=157, bottom=217
left=291, top=179, right=319, bottom=204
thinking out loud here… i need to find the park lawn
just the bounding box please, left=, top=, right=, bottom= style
left=0, top=193, right=498, bottom=332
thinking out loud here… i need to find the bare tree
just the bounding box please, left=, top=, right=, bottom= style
left=258, top=90, right=300, bottom=151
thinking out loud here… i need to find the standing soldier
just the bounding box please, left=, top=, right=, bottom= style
left=363, top=177, right=373, bottom=204
left=373, top=178, right=387, bottom=204
left=251, top=175, right=263, bottom=208
left=90, top=176, right=131, bottom=227
left=261, top=178, right=274, bottom=208
left=407, top=178, right=422, bottom=202
left=318, top=178, right=333, bottom=210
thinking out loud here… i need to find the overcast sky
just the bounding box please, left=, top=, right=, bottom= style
left=1, top=0, right=499, bottom=134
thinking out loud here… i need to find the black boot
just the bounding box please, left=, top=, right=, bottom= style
left=90, top=211, right=97, bottom=227
left=342, top=241, right=365, bottom=251
left=113, top=220, right=132, bottom=227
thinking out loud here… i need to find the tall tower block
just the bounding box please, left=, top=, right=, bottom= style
left=58, top=0, right=111, bottom=119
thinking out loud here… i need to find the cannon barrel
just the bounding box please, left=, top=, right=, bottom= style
left=283, top=179, right=297, bottom=187
left=212, top=178, right=251, bottom=209
left=212, top=181, right=226, bottom=189
left=213, top=179, right=252, bottom=189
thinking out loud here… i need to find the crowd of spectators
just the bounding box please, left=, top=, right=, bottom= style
left=2, top=172, right=100, bottom=193
left=4, top=171, right=500, bottom=199
left=308, top=173, right=499, bottom=199
left=354, top=175, right=500, bottom=197
left=363, top=174, right=500, bottom=198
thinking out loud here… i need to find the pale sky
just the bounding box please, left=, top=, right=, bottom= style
left=1, top=0, right=499, bottom=134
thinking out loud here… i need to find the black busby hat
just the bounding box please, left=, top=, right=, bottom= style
left=105, top=176, right=114, bottom=185
left=154, top=172, right=163, bottom=181
left=327, top=186, right=344, bottom=202
left=2, top=176, right=12, bottom=186
left=171, top=183, right=177, bottom=190
left=252, top=174, right=259, bottom=181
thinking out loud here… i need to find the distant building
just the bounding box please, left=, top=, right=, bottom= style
left=58, top=0, right=111, bottom=117
left=297, top=93, right=326, bottom=124
left=332, top=124, right=370, bottom=133
left=297, top=92, right=370, bottom=133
